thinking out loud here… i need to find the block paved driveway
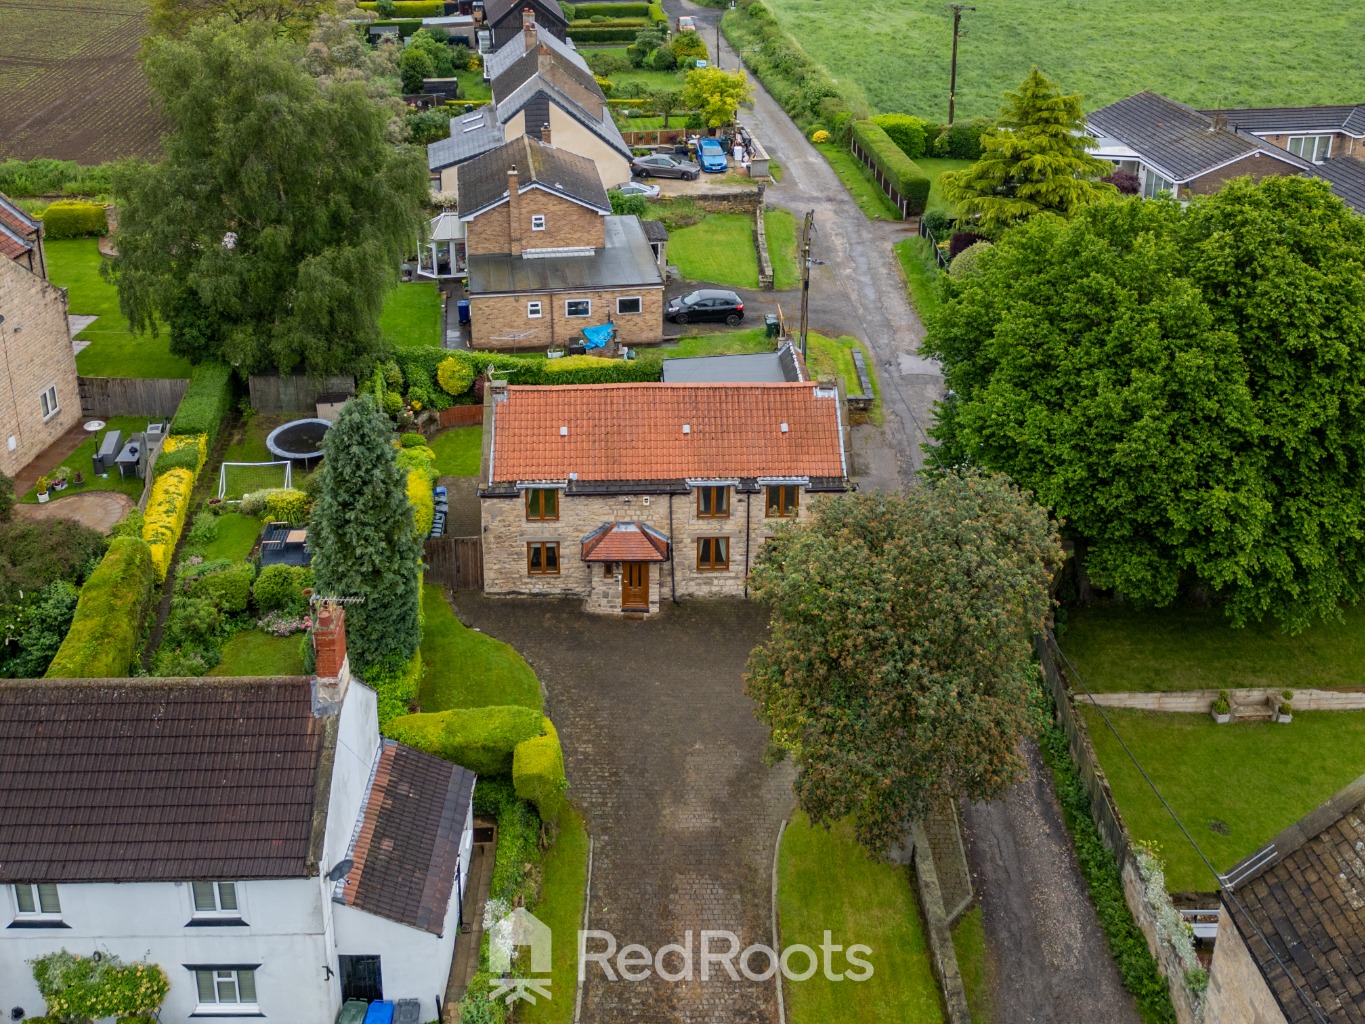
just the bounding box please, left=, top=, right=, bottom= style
left=452, top=595, right=791, bottom=1024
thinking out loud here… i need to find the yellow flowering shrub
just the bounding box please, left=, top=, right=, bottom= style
left=811, top=129, right=830, bottom=143
left=407, top=468, right=435, bottom=535
left=143, top=468, right=195, bottom=581
left=161, top=432, right=208, bottom=473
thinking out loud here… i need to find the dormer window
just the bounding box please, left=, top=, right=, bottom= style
left=531, top=214, right=546, bottom=231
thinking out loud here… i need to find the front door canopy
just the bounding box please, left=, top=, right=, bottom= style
left=581, top=521, right=669, bottom=562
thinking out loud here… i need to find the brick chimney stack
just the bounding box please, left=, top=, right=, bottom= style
left=311, top=600, right=351, bottom=716
left=507, top=163, right=521, bottom=252
left=522, top=7, right=536, bottom=51
left=540, top=122, right=551, bottom=145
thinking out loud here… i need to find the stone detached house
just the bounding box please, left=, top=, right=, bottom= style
left=1203, top=771, right=1365, bottom=1024
left=459, top=134, right=663, bottom=349
left=478, top=380, right=851, bottom=614
left=0, top=606, right=476, bottom=1024
left=0, top=194, right=79, bottom=479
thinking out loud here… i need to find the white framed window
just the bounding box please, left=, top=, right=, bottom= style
left=527, top=301, right=543, bottom=319
left=1142, top=169, right=1176, bottom=199
left=13, top=883, right=61, bottom=919
left=565, top=299, right=591, bottom=318
left=194, top=967, right=258, bottom=1012
left=191, top=881, right=241, bottom=918
left=39, top=385, right=59, bottom=420
left=530, top=214, right=546, bottom=231
left=1287, top=135, right=1332, bottom=164
left=616, top=296, right=642, bottom=315
left=1109, top=158, right=1140, bottom=175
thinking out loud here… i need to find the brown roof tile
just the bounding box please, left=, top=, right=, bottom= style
left=0, top=677, right=329, bottom=882
left=490, top=382, right=846, bottom=483
left=581, top=521, right=669, bottom=562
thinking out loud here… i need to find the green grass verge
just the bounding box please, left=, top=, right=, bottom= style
left=456, top=69, right=491, bottom=101
left=1079, top=705, right=1365, bottom=893
left=761, top=0, right=1365, bottom=119
left=418, top=584, right=543, bottom=711
left=813, top=141, right=901, bottom=221
left=45, top=239, right=191, bottom=380
left=429, top=425, right=483, bottom=477
left=914, top=157, right=972, bottom=218
left=1060, top=603, right=1365, bottom=693
left=778, top=812, right=944, bottom=1023
left=661, top=327, right=773, bottom=357
left=520, top=808, right=590, bottom=1024
left=765, top=207, right=799, bottom=291
left=381, top=281, right=442, bottom=350
left=952, top=907, right=991, bottom=1024
left=200, top=513, right=263, bottom=562
left=18, top=415, right=153, bottom=503
left=894, top=238, right=944, bottom=324
left=668, top=213, right=759, bottom=287
left=210, top=630, right=306, bottom=676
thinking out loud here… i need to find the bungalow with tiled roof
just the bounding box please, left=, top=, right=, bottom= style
left=477, top=380, right=851, bottom=614
left=1199, top=103, right=1365, bottom=164
left=0, top=604, right=476, bottom=1024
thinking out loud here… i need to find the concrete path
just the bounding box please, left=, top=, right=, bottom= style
left=16, top=491, right=133, bottom=534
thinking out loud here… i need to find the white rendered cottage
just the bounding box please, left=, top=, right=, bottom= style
left=0, top=604, right=475, bottom=1023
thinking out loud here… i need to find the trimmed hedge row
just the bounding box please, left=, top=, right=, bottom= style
left=851, top=120, right=931, bottom=215
left=566, top=26, right=641, bottom=41
left=367, top=650, right=424, bottom=726
left=40, top=200, right=108, bottom=239
left=45, top=538, right=157, bottom=678
left=648, top=0, right=666, bottom=22
left=872, top=112, right=992, bottom=161
left=571, top=16, right=646, bottom=26
left=403, top=347, right=663, bottom=386
left=575, top=1, right=648, bottom=15
left=169, top=362, right=233, bottom=448
left=364, top=18, right=425, bottom=37
left=153, top=433, right=208, bottom=478
left=357, top=0, right=442, bottom=13
left=513, top=717, right=568, bottom=822
left=384, top=704, right=545, bottom=776
left=143, top=468, right=196, bottom=582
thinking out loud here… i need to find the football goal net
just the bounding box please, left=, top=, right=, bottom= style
left=218, top=460, right=292, bottom=502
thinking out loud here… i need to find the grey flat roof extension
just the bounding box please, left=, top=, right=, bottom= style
left=662, top=351, right=799, bottom=384
left=468, top=215, right=663, bottom=295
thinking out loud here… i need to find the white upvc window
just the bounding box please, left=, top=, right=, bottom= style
left=527, top=301, right=543, bottom=318
left=39, top=385, right=59, bottom=420
left=1142, top=169, right=1176, bottom=199
left=13, top=883, right=61, bottom=919
left=191, top=881, right=241, bottom=918
left=616, top=296, right=642, bottom=315
left=194, top=967, right=258, bottom=1012
left=530, top=214, right=546, bottom=231
left=1287, top=135, right=1333, bottom=164
left=565, top=299, right=591, bottom=318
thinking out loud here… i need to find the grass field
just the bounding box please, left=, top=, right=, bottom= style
left=761, top=0, right=1365, bottom=120
left=778, top=813, right=943, bottom=1023
left=45, top=239, right=191, bottom=379
left=519, top=808, right=589, bottom=1024
left=895, top=238, right=944, bottom=323
left=381, top=282, right=442, bottom=350
left=18, top=415, right=151, bottom=503
left=418, top=584, right=543, bottom=711
left=429, top=425, right=483, bottom=477
left=1060, top=604, right=1365, bottom=693
left=1079, top=705, right=1365, bottom=893
left=210, top=630, right=306, bottom=676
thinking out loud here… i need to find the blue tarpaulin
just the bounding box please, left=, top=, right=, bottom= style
left=581, top=323, right=615, bottom=350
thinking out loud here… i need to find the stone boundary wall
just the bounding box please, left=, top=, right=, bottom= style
left=1085, top=687, right=1365, bottom=712
left=1122, top=856, right=1206, bottom=1024
left=682, top=189, right=762, bottom=215
left=754, top=199, right=774, bottom=291
left=911, top=822, right=972, bottom=1024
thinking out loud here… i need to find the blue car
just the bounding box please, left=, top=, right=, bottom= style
left=698, top=138, right=728, bottom=173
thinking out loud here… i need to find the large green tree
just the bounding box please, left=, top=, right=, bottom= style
left=745, top=477, right=1063, bottom=854
left=940, top=67, right=1116, bottom=232
left=309, top=395, right=422, bottom=678
left=149, top=0, right=328, bottom=38
left=106, top=20, right=427, bottom=376
left=926, top=176, right=1365, bottom=631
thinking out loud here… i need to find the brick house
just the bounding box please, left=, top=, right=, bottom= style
left=1204, top=771, right=1365, bottom=1024
left=1199, top=104, right=1365, bottom=165
left=459, top=134, right=663, bottom=349
left=0, top=209, right=80, bottom=479
left=481, top=0, right=567, bottom=51
left=477, top=380, right=851, bottom=614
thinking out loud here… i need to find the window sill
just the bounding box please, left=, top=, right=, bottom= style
left=8, top=919, right=69, bottom=929
left=190, top=1011, right=264, bottom=1018
left=41, top=410, right=61, bottom=423
left=186, top=917, right=249, bottom=927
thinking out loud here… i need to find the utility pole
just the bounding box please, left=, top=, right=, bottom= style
left=798, top=210, right=814, bottom=361
left=947, top=4, right=975, bottom=126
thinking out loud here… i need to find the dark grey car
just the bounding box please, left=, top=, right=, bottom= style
left=631, top=154, right=701, bottom=180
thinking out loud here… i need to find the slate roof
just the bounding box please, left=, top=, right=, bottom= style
left=428, top=105, right=504, bottom=172
left=495, top=73, right=630, bottom=159
left=581, top=521, right=670, bottom=561
left=492, top=44, right=600, bottom=109
left=1222, top=772, right=1365, bottom=1023
left=484, top=22, right=588, bottom=82
left=484, top=0, right=567, bottom=30
left=1088, top=91, right=1311, bottom=182
left=341, top=741, right=475, bottom=936
left=457, top=134, right=608, bottom=217
left=641, top=219, right=669, bottom=243
left=0, top=678, right=329, bottom=883
left=1310, top=157, right=1365, bottom=213
left=488, top=381, right=847, bottom=483
left=1200, top=104, right=1365, bottom=137
left=467, top=215, right=661, bottom=294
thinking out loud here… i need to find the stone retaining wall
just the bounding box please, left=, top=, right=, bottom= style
left=911, top=822, right=972, bottom=1024
left=1084, top=687, right=1365, bottom=712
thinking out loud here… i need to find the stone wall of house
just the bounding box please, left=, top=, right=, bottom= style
left=481, top=483, right=820, bottom=612
left=1183, top=153, right=1303, bottom=196
left=0, top=257, right=79, bottom=478
left=470, top=286, right=663, bottom=349
left=466, top=189, right=606, bottom=256
left=1203, top=915, right=1290, bottom=1024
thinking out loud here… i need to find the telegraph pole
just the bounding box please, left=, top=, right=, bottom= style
left=798, top=210, right=814, bottom=361
left=947, top=4, right=975, bottom=126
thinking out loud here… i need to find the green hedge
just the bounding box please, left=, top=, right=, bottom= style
left=571, top=16, right=646, bottom=26
left=367, top=650, right=423, bottom=726
left=575, top=1, right=648, bottom=14
left=170, top=362, right=233, bottom=448
left=40, top=200, right=107, bottom=239
left=45, top=538, right=157, bottom=678
left=189, top=563, right=255, bottom=614
left=648, top=0, right=666, bottom=22
left=253, top=564, right=311, bottom=613
left=363, top=18, right=426, bottom=37
left=401, top=347, right=663, bottom=387
left=384, top=705, right=546, bottom=776
left=357, top=0, right=443, bottom=13
left=872, top=113, right=928, bottom=159
left=0, top=158, right=113, bottom=198
left=566, top=26, right=642, bottom=41
left=851, top=120, right=931, bottom=215
left=152, top=443, right=202, bottom=478
left=513, top=717, right=568, bottom=822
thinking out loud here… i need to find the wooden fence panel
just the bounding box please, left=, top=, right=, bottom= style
left=249, top=374, right=355, bottom=415
left=438, top=405, right=484, bottom=427
left=77, top=376, right=188, bottom=418
left=424, top=536, right=483, bottom=590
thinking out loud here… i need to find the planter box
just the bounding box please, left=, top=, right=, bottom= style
left=1210, top=711, right=1231, bottom=724
left=37, top=491, right=50, bottom=503
left=1276, top=712, right=1293, bottom=724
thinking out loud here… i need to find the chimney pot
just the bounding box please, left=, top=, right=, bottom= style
left=541, top=122, right=551, bottom=144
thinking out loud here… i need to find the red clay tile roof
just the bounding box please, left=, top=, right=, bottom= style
left=582, top=521, right=669, bottom=561
left=342, top=741, right=476, bottom=935
left=490, top=382, right=846, bottom=483
left=0, top=677, right=329, bottom=883
left=0, top=223, right=32, bottom=260
left=0, top=195, right=39, bottom=239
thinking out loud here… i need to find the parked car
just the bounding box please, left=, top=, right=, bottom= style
left=631, top=154, right=701, bottom=180
left=612, top=180, right=662, bottom=198
left=677, top=15, right=695, bottom=31
left=697, top=138, right=728, bottom=173
left=666, top=289, right=745, bottom=325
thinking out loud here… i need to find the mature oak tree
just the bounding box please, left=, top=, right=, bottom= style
left=149, top=0, right=329, bottom=38
left=926, top=176, right=1365, bottom=631
left=106, top=20, right=427, bottom=376
left=745, top=477, right=1063, bottom=854
left=940, top=67, right=1116, bottom=232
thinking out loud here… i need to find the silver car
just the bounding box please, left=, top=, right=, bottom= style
left=631, top=154, right=701, bottom=180
left=613, top=180, right=662, bottom=198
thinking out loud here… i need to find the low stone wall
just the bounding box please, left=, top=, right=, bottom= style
left=754, top=201, right=774, bottom=291
left=911, top=822, right=972, bottom=1024
left=1122, top=854, right=1205, bottom=1024
left=1083, top=687, right=1365, bottom=712
left=681, top=189, right=762, bottom=215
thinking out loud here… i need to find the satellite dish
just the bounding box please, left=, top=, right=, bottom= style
left=326, top=858, right=354, bottom=882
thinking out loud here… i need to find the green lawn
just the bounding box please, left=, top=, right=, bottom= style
left=429, top=425, right=483, bottom=477
left=661, top=327, right=773, bottom=358
left=520, top=808, right=590, bottom=1024
left=765, top=207, right=799, bottom=291
left=778, top=812, right=944, bottom=1023
left=606, top=68, right=688, bottom=92
left=813, top=142, right=901, bottom=221
left=762, top=0, right=1365, bottom=119
left=381, top=282, right=442, bottom=350
left=668, top=213, right=759, bottom=287
left=18, top=415, right=155, bottom=502
left=456, top=69, right=491, bottom=102
left=210, top=630, right=307, bottom=676
left=418, top=584, right=543, bottom=711
left=1081, top=706, right=1365, bottom=892
left=199, top=513, right=263, bottom=562
left=894, top=238, right=944, bottom=324
left=45, top=239, right=192, bottom=379
left=952, top=907, right=991, bottom=1024
left=914, top=157, right=971, bottom=218
left=1061, top=604, right=1365, bottom=693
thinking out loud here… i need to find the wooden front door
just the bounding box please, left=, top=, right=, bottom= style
left=621, top=562, right=649, bottom=611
